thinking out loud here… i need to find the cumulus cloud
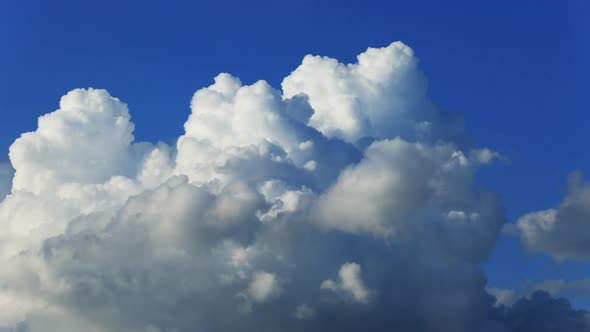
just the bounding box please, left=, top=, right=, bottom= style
left=516, top=171, right=590, bottom=261
left=0, top=41, right=575, bottom=331
left=9, top=88, right=151, bottom=195
left=175, top=72, right=359, bottom=191
left=282, top=41, right=469, bottom=146
left=321, top=262, right=371, bottom=304
left=313, top=138, right=502, bottom=253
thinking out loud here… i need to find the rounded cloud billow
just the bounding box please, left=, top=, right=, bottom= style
left=0, top=42, right=586, bottom=332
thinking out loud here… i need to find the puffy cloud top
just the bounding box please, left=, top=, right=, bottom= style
left=321, top=262, right=371, bottom=304
left=282, top=42, right=468, bottom=146
left=9, top=89, right=145, bottom=195
left=176, top=73, right=359, bottom=190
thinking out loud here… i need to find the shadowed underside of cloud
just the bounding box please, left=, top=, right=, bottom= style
left=484, top=291, right=590, bottom=332
left=0, top=163, right=13, bottom=200
left=0, top=41, right=586, bottom=332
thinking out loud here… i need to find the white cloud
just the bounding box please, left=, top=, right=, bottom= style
left=321, top=262, right=371, bottom=304
left=174, top=73, right=359, bottom=192
left=282, top=42, right=469, bottom=147
left=516, top=172, right=590, bottom=261
left=313, top=139, right=502, bottom=256
left=248, top=271, right=281, bottom=303
left=0, top=41, right=512, bottom=332
left=282, top=42, right=426, bottom=143
left=9, top=88, right=148, bottom=195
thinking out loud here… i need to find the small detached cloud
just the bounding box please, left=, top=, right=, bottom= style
left=321, top=262, right=371, bottom=304
left=516, top=171, right=590, bottom=261
left=248, top=271, right=282, bottom=303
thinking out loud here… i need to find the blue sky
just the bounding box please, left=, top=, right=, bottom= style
left=1, top=0, right=589, bottom=312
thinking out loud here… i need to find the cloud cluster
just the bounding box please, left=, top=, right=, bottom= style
left=0, top=41, right=582, bottom=331
left=516, top=172, right=590, bottom=261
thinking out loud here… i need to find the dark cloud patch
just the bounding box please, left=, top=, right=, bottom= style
left=485, top=291, right=590, bottom=332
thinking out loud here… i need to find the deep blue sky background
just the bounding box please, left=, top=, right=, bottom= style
left=1, top=0, right=589, bottom=306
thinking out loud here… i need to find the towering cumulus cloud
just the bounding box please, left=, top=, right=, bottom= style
left=0, top=42, right=585, bottom=332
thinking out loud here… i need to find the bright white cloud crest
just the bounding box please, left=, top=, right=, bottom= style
left=0, top=41, right=534, bottom=332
